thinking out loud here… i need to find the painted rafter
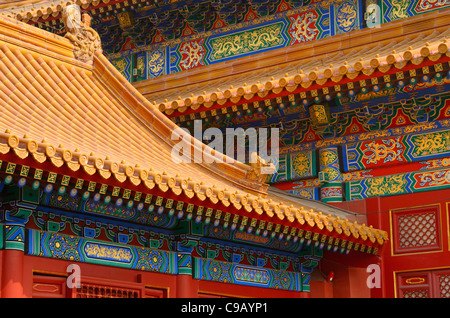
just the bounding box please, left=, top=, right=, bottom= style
left=161, top=29, right=450, bottom=119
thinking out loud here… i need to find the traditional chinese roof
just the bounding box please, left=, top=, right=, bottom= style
left=0, top=13, right=388, bottom=253
left=138, top=9, right=450, bottom=118
left=0, top=0, right=305, bottom=54
left=0, top=0, right=48, bottom=9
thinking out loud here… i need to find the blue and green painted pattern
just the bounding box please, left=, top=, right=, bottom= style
left=194, top=258, right=303, bottom=291
left=288, top=187, right=320, bottom=201
left=270, top=150, right=317, bottom=183
left=4, top=225, right=25, bottom=251
left=346, top=166, right=450, bottom=200
left=109, top=0, right=450, bottom=82
left=27, top=230, right=177, bottom=274
left=344, top=129, right=450, bottom=172
left=41, top=190, right=178, bottom=229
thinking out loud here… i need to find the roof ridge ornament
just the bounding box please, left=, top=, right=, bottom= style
left=246, top=152, right=276, bottom=183
left=62, top=4, right=101, bottom=64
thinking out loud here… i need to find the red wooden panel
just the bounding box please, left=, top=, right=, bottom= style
left=198, top=292, right=228, bottom=298
left=396, top=271, right=432, bottom=298
left=391, top=205, right=441, bottom=255
left=32, top=274, right=67, bottom=298
left=397, top=269, right=450, bottom=298
left=144, top=287, right=167, bottom=298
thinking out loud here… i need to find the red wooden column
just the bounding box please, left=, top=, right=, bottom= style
left=1, top=205, right=33, bottom=298
left=366, top=196, right=386, bottom=298
left=176, top=239, right=199, bottom=298
left=1, top=249, right=24, bottom=298
left=176, top=274, right=198, bottom=298
left=1, top=185, right=38, bottom=298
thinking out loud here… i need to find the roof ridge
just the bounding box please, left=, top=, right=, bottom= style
left=154, top=22, right=450, bottom=114
left=0, top=14, right=90, bottom=70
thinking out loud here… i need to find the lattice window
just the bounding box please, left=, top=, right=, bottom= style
left=398, top=212, right=437, bottom=248
left=439, top=274, right=450, bottom=298
left=403, top=289, right=429, bottom=298
left=391, top=206, right=441, bottom=254
left=75, top=283, right=140, bottom=298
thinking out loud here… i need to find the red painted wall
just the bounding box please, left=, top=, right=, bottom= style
left=366, top=188, right=450, bottom=298
left=2, top=254, right=309, bottom=298
left=8, top=187, right=450, bottom=298
left=310, top=188, right=450, bottom=298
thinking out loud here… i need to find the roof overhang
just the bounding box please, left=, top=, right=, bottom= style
left=0, top=11, right=388, bottom=255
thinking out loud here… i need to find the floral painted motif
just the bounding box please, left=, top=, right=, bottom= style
left=363, top=137, right=404, bottom=165
left=179, top=39, right=206, bottom=71
left=418, top=170, right=450, bottom=187
left=288, top=10, right=319, bottom=45
left=47, top=234, right=81, bottom=261
left=414, top=0, right=450, bottom=13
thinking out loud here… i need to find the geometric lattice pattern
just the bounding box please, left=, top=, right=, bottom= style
left=398, top=212, right=437, bottom=248
left=439, top=275, right=450, bottom=298
left=76, top=283, right=140, bottom=298
left=403, top=289, right=429, bottom=298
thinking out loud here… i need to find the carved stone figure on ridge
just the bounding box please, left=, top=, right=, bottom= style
left=62, top=4, right=102, bottom=64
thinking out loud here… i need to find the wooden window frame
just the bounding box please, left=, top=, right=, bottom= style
left=391, top=205, right=442, bottom=255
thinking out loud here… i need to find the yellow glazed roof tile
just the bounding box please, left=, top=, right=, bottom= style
left=0, top=13, right=388, bottom=250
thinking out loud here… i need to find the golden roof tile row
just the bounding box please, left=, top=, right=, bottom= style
left=0, top=126, right=389, bottom=246
left=0, top=0, right=96, bottom=20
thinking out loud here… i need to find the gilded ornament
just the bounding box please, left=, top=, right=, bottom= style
left=147, top=50, right=165, bottom=78
left=292, top=152, right=311, bottom=177
left=388, top=0, right=411, bottom=20
left=366, top=174, right=407, bottom=196
left=309, top=104, right=330, bottom=126
left=84, top=242, right=133, bottom=262
left=411, top=130, right=450, bottom=157
left=62, top=5, right=102, bottom=64
left=289, top=11, right=319, bottom=44
left=320, top=150, right=338, bottom=168
left=117, top=11, right=134, bottom=29
left=322, top=167, right=340, bottom=181
left=209, top=22, right=283, bottom=62
left=336, top=1, right=357, bottom=33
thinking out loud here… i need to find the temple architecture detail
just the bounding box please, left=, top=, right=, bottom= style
left=62, top=4, right=102, bottom=63
left=0, top=0, right=449, bottom=299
